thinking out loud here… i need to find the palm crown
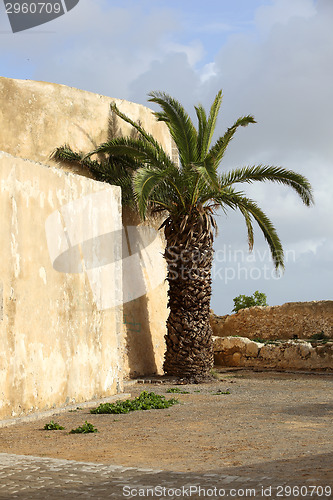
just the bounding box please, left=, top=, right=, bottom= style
left=80, top=90, right=313, bottom=270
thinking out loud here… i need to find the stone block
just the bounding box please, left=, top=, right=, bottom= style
left=245, top=341, right=261, bottom=358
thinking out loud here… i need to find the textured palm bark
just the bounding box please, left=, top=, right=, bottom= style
left=163, top=214, right=215, bottom=382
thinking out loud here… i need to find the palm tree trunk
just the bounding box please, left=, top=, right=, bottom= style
left=163, top=215, right=214, bottom=382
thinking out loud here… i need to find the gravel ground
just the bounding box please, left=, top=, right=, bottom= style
left=0, top=369, right=332, bottom=485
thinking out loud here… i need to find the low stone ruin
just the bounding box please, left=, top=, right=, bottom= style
left=211, top=301, right=333, bottom=371
left=210, top=300, right=333, bottom=340
left=213, top=336, right=332, bottom=371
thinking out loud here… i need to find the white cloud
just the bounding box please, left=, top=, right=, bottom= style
left=200, top=62, right=217, bottom=82
left=0, top=0, right=180, bottom=98
left=162, top=40, right=204, bottom=66
left=255, top=0, right=316, bottom=32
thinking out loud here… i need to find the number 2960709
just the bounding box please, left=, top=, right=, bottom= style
left=276, top=485, right=332, bottom=497
left=5, top=3, right=62, bottom=15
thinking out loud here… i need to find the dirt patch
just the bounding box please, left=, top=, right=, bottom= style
left=0, top=370, right=332, bottom=481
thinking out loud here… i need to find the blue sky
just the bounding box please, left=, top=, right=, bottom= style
left=1, top=0, right=332, bottom=314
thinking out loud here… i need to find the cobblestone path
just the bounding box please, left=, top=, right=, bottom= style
left=0, top=452, right=332, bottom=499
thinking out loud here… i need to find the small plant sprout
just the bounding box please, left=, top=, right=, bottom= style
left=68, top=407, right=83, bottom=412
left=166, top=387, right=190, bottom=394
left=212, top=389, right=231, bottom=395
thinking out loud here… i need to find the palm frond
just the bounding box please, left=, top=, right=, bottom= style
left=191, top=157, right=220, bottom=195
left=238, top=205, right=255, bottom=251
left=208, top=115, right=256, bottom=166
left=220, top=165, right=314, bottom=206
left=148, top=91, right=198, bottom=166
left=110, top=102, right=159, bottom=148
left=133, top=166, right=182, bottom=219
left=202, top=89, right=223, bottom=157
left=84, top=136, right=175, bottom=172
left=242, top=198, right=284, bottom=270
left=195, top=104, right=207, bottom=161
left=51, top=145, right=83, bottom=164
left=214, top=188, right=284, bottom=270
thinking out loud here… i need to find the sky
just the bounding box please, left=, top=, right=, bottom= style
left=1, top=0, right=332, bottom=314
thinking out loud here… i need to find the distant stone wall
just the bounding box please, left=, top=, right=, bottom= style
left=213, top=336, right=333, bottom=371
left=210, top=301, right=333, bottom=340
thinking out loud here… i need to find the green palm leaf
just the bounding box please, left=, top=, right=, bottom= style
left=133, top=166, right=185, bottom=218
left=208, top=115, right=256, bottom=166
left=220, top=165, right=314, bottom=205
left=215, top=188, right=284, bottom=269
left=201, top=89, right=223, bottom=159
left=148, top=91, right=198, bottom=166
left=110, top=102, right=166, bottom=152
left=85, top=136, right=175, bottom=172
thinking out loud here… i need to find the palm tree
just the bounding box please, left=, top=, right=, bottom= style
left=53, top=90, right=313, bottom=382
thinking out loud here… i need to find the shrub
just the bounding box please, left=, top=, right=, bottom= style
left=310, top=331, right=329, bottom=343
left=232, top=291, right=268, bottom=313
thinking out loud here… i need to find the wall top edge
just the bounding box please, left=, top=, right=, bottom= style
left=0, top=149, right=121, bottom=193
left=0, top=75, right=154, bottom=114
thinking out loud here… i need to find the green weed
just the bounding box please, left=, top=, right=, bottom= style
left=70, top=421, right=98, bottom=434
left=211, top=389, right=231, bottom=395
left=166, top=387, right=189, bottom=394
left=43, top=420, right=65, bottom=431
left=90, top=391, right=178, bottom=414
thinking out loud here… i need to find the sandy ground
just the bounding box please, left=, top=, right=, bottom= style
left=0, top=370, right=332, bottom=482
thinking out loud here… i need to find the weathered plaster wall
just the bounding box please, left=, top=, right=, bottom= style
left=213, top=336, right=333, bottom=371
left=0, top=76, right=173, bottom=171
left=210, top=301, right=333, bottom=340
left=0, top=76, right=170, bottom=377
left=0, top=152, right=123, bottom=420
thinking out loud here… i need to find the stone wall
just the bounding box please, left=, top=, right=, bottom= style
left=214, top=336, right=333, bottom=371
left=0, top=77, right=170, bottom=378
left=210, top=301, right=333, bottom=340
left=121, top=210, right=168, bottom=378
left=0, top=77, right=173, bottom=170
left=0, top=152, right=123, bottom=420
